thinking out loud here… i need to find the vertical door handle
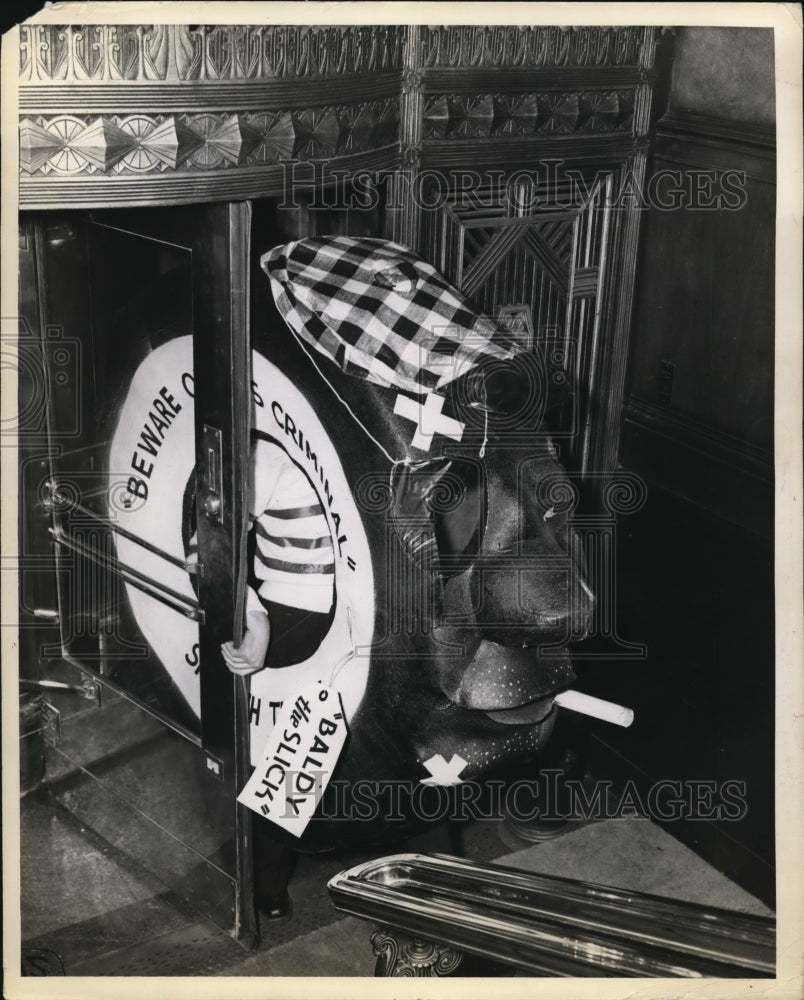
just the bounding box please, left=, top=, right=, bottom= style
left=202, top=424, right=224, bottom=523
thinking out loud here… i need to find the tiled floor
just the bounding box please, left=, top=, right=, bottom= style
left=20, top=793, right=162, bottom=942
left=18, top=779, right=773, bottom=979
left=17, top=774, right=495, bottom=977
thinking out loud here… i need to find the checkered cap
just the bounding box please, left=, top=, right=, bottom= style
left=261, top=237, right=514, bottom=395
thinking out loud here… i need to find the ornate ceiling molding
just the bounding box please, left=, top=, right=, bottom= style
left=19, top=25, right=406, bottom=83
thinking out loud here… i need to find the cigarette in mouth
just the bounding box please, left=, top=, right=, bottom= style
left=553, top=690, right=634, bottom=728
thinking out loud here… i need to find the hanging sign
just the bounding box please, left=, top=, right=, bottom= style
left=237, top=681, right=347, bottom=837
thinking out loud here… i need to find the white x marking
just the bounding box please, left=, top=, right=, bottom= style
left=393, top=393, right=465, bottom=452
left=420, top=753, right=468, bottom=786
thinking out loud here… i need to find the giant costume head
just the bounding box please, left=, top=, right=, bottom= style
left=109, top=237, right=594, bottom=850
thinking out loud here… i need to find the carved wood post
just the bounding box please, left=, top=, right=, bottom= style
left=389, top=24, right=424, bottom=251
left=588, top=26, right=660, bottom=487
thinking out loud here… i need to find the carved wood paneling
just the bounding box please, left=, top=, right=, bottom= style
left=414, top=25, right=659, bottom=490
left=422, top=89, right=635, bottom=139
left=18, top=23, right=658, bottom=213
left=19, top=25, right=405, bottom=82
left=419, top=25, right=645, bottom=68
left=19, top=100, right=399, bottom=176
left=18, top=25, right=405, bottom=207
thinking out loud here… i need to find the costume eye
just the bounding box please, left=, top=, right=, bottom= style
left=390, top=457, right=486, bottom=578
left=458, top=352, right=547, bottom=431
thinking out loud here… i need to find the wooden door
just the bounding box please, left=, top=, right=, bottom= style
left=27, top=202, right=257, bottom=944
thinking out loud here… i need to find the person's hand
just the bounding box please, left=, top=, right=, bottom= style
left=221, top=610, right=271, bottom=676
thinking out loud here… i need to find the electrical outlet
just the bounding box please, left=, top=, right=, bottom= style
left=659, top=360, right=674, bottom=405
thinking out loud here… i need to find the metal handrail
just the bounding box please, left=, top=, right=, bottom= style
left=49, top=527, right=203, bottom=624
left=47, top=483, right=196, bottom=573
left=328, top=852, right=775, bottom=978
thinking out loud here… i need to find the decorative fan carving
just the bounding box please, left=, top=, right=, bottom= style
left=19, top=101, right=400, bottom=176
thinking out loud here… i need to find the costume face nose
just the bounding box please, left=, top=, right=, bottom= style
left=469, top=535, right=594, bottom=646
left=446, top=641, right=574, bottom=711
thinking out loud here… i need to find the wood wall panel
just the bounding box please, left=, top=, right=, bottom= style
left=628, top=167, right=774, bottom=449
left=622, top=110, right=775, bottom=533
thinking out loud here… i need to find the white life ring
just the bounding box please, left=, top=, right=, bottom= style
left=108, top=336, right=200, bottom=715
left=108, top=336, right=373, bottom=764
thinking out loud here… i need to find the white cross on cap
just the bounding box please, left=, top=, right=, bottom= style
left=393, top=392, right=465, bottom=452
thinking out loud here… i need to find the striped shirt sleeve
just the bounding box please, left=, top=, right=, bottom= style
left=249, top=440, right=335, bottom=614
